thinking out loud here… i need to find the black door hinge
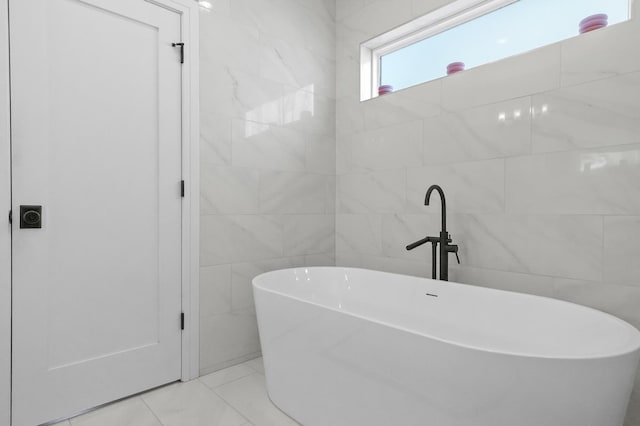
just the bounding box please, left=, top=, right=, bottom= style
left=180, top=312, right=185, bottom=330
left=181, top=180, right=185, bottom=197
left=8, top=210, right=11, bottom=224
left=172, top=42, right=185, bottom=64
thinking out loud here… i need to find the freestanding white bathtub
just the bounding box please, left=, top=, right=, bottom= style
left=253, top=267, right=640, bottom=426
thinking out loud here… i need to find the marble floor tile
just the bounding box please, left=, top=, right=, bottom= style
left=58, top=359, right=283, bottom=426
left=69, top=397, right=160, bottom=426
left=141, top=380, right=248, bottom=426
left=213, top=373, right=299, bottom=426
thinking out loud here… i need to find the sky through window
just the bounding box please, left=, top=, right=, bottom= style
left=380, top=0, right=630, bottom=91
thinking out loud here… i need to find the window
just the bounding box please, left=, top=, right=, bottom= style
left=360, top=0, right=631, bottom=100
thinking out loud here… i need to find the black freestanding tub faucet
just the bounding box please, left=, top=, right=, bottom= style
left=406, top=185, right=460, bottom=281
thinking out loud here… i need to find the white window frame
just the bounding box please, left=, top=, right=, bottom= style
left=361, top=0, right=633, bottom=101
left=361, top=0, right=518, bottom=101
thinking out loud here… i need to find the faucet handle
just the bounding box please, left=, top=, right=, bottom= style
left=406, top=236, right=431, bottom=251
left=448, top=244, right=461, bottom=264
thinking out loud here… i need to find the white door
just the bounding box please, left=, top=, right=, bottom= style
left=10, top=0, right=183, bottom=424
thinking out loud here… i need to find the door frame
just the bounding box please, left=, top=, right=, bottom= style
left=0, top=0, right=200, bottom=421
left=146, top=0, right=201, bottom=383
left=0, top=0, right=11, bottom=424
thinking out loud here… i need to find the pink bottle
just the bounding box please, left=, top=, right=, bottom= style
left=447, top=62, right=465, bottom=75
left=378, top=85, right=393, bottom=96
left=579, top=14, right=608, bottom=34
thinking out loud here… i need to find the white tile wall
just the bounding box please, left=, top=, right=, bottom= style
left=380, top=213, right=440, bottom=261
left=531, top=72, right=640, bottom=154
left=362, top=82, right=441, bottom=130
left=604, top=216, right=640, bottom=287
left=441, top=44, right=561, bottom=111
left=506, top=146, right=640, bottom=215
left=200, top=265, right=233, bottom=317
left=200, top=309, right=260, bottom=374
left=231, top=122, right=306, bottom=171
left=335, top=1, right=640, bottom=423
left=281, top=214, right=335, bottom=256
left=230, top=257, right=303, bottom=312
left=336, top=214, right=383, bottom=256
left=337, top=170, right=405, bottom=213
left=406, top=159, right=505, bottom=214
left=347, top=120, right=423, bottom=172
left=421, top=97, right=532, bottom=165
left=259, top=172, right=333, bottom=214
left=561, top=20, right=640, bottom=87
left=201, top=166, right=261, bottom=215
left=199, top=1, right=335, bottom=374
left=452, top=214, right=603, bottom=281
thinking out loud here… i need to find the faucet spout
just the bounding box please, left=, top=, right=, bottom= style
left=409, top=184, right=460, bottom=281
left=425, top=185, right=446, bottom=232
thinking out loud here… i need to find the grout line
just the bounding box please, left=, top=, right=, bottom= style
left=503, top=158, right=507, bottom=214
left=198, top=365, right=257, bottom=389
left=436, top=262, right=603, bottom=284
left=201, top=371, right=257, bottom=391
left=139, top=396, right=166, bottom=426
left=601, top=215, right=606, bottom=283
left=198, top=379, right=254, bottom=425
left=208, top=376, right=260, bottom=425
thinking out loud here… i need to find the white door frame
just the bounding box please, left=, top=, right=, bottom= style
left=145, top=0, right=201, bottom=382
left=0, top=0, right=199, bottom=420
left=0, top=0, right=11, bottom=423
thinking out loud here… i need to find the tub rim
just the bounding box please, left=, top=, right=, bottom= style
left=253, top=266, right=640, bottom=361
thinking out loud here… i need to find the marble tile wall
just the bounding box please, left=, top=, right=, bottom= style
left=336, top=1, right=640, bottom=423
left=199, top=0, right=336, bottom=374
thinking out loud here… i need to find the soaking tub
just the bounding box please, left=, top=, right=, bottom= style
left=253, top=267, right=640, bottom=426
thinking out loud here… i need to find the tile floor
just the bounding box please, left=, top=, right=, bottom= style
left=52, top=357, right=299, bottom=426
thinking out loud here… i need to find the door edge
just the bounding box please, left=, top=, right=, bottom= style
left=0, top=0, right=11, bottom=424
